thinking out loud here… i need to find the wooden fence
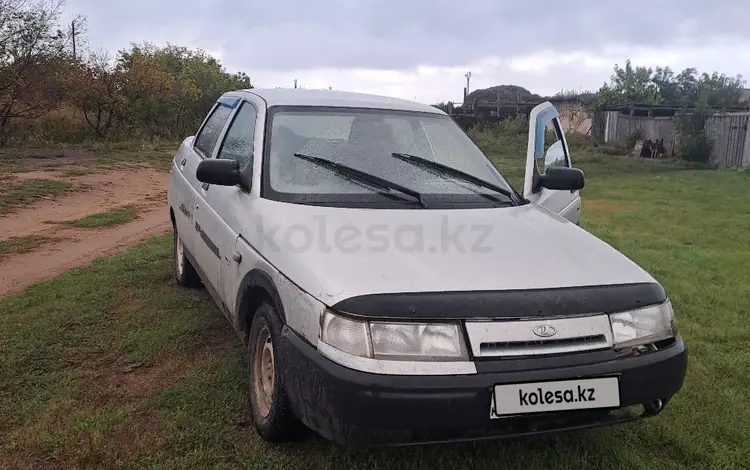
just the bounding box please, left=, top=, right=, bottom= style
left=593, top=111, right=750, bottom=168
left=704, top=113, right=750, bottom=168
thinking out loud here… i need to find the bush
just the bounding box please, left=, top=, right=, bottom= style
left=598, top=144, right=627, bottom=156
left=565, top=133, right=597, bottom=152
left=496, top=117, right=526, bottom=136
left=467, top=119, right=602, bottom=160
left=467, top=119, right=528, bottom=158
left=679, top=133, right=713, bottom=163
left=676, top=112, right=713, bottom=164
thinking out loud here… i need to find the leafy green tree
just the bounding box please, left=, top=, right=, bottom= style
left=595, top=59, right=745, bottom=110
left=116, top=42, right=252, bottom=138
left=65, top=51, right=124, bottom=137
left=0, top=0, right=71, bottom=145
left=595, top=60, right=661, bottom=109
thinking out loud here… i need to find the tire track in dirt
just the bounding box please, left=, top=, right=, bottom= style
left=0, top=165, right=171, bottom=299
left=0, top=209, right=170, bottom=298
left=2, top=167, right=166, bottom=240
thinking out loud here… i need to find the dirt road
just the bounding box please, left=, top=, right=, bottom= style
left=0, top=165, right=171, bottom=299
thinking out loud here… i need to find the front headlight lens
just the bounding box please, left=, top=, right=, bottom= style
left=610, top=300, right=676, bottom=348
left=321, top=310, right=372, bottom=357
left=370, top=322, right=465, bottom=360
left=320, top=310, right=468, bottom=361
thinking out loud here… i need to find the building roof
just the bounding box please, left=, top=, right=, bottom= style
left=236, top=88, right=445, bottom=115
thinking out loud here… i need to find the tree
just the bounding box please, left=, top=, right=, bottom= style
left=116, top=42, right=253, bottom=138
left=66, top=50, right=124, bottom=137
left=595, top=59, right=745, bottom=110
left=0, top=0, right=73, bottom=145
left=1, top=2, right=256, bottom=144
left=595, top=60, right=661, bottom=109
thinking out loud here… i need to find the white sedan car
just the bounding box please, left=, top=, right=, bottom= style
left=167, top=88, right=687, bottom=446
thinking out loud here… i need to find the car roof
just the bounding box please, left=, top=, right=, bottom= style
left=229, top=88, right=446, bottom=115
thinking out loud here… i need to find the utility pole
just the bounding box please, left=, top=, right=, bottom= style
left=294, top=79, right=298, bottom=89
left=496, top=90, right=500, bottom=119
left=465, top=71, right=472, bottom=96
left=70, top=20, right=81, bottom=60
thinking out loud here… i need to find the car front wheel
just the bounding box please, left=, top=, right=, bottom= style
left=248, top=302, right=302, bottom=441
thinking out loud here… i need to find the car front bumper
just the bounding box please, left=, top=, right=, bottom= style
left=279, top=326, right=687, bottom=447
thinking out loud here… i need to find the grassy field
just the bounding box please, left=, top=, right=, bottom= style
left=0, top=235, right=63, bottom=260
left=64, top=205, right=140, bottom=229
left=0, top=144, right=176, bottom=174
left=0, top=179, right=73, bottom=214
left=1, top=147, right=749, bottom=469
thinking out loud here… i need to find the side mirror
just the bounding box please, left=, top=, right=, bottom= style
left=539, top=166, right=585, bottom=191
left=196, top=159, right=241, bottom=186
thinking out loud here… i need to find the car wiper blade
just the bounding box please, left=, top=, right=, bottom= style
left=391, top=153, right=517, bottom=204
left=293, top=153, right=429, bottom=208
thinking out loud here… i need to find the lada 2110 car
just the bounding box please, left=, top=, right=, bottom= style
left=167, top=88, right=687, bottom=446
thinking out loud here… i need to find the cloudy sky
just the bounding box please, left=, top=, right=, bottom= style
left=64, top=0, right=750, bottom=104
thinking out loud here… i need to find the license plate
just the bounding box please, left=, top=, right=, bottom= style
left=490, top=377, right=620, bottom=418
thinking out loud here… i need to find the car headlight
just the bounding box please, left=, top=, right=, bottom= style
left=320, top=310, right=468, bottom=361
left=609, top=300, right=676, bottom=349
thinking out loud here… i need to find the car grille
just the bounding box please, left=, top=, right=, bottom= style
left=465, top=314, right=614, bottom=358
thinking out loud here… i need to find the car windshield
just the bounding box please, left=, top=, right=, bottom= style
left=263, top=106, right=517, bottom=208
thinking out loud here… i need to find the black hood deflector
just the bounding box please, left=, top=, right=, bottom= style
left=332, top=282, right=667, bottom=320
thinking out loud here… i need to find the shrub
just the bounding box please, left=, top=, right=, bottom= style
left=679, top=133, right=713, bottom=163
left=676, top=112, right=713, bottom=164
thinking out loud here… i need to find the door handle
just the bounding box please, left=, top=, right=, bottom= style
left=180, top=157, right=187, bottom=166
left=201, top=182, right=209, bottom=191
left=231, top=251, right=242, bottom=263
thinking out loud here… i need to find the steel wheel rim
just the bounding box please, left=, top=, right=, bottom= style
left=253, top=324, right=275, bottom=418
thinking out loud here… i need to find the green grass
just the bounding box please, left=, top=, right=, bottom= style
left=64, top=205, right=140, bottom=229
left=0, top=235, right=62, bottom=260
left=85, top=149, right=175, bottom=172
left=59, top=168, right=98, bottom=177
left=0, top=145, right=176, bottom=174
left=0, top=149, right=749, bottom=469
left=0, top=179, right=74, bottom=214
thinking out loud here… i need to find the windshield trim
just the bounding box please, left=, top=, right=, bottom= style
left=260, top=105, right=522, bottom=208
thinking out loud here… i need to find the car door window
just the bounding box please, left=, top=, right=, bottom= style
left=538, top=121, right=570, bottom=174
left=216, top=102, right=257, bottom=169
left=194, top=103, right=234, bottom=158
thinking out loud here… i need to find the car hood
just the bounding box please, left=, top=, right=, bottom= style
left=243, top=200, right=658, bottom=307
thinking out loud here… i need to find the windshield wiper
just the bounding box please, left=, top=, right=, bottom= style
left=293, top=153, right=429, bottom=208
left=391, top=153, right=518, bottom=205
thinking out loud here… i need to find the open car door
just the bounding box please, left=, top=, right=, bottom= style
left=523, top=102, right=582, bottom=225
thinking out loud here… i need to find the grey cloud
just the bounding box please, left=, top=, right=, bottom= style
left=68, top=0, right=749, bottom=72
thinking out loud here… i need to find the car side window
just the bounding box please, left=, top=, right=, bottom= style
left=194, top=103, right=234, bottom=157
left=538, top=120, right=570, bottom=174
left=216, top=102, right=257, bottom=169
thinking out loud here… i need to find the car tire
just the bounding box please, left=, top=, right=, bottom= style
left=173, top=225, right=201, bottom=288
left=247, top=302, right=302, bottom=441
